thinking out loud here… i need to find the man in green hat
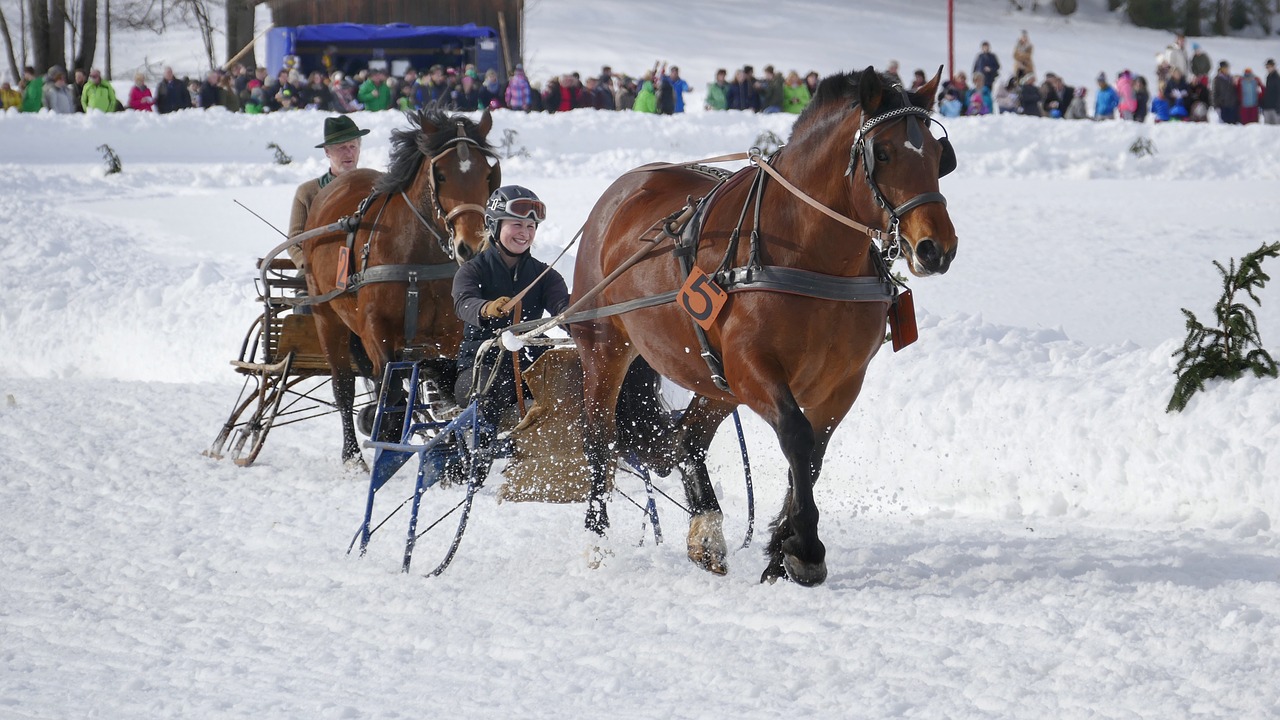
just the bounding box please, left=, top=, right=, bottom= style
left=287, top=115, right=372, bottom=262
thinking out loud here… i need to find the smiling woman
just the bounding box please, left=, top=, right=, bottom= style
left=451, top=184, right=568, bottom=462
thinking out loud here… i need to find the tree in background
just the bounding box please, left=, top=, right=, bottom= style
left=0, top=3, right=22, bottom=82
left=1109, top=0, right=1276, bottom=35
left=1, top=0, right=243, bottom=81
left=225, top=0, right=255, bottom=73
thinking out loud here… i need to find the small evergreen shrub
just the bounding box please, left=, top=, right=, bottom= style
left=498, top=128, right=530, bottom=159
left=1129, top=137, right=1157, bottom=157
left=97, top=144, right=122, bottom=174
left=268, top=142, right=293, bottom=165
left=753, top=130, right=785, bottom=158
left=1168, top=241, right=1280, bottom=412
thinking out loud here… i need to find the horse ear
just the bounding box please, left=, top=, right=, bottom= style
left=419, top=110, right=439, bottom=135
left=477, top=108, right=493, bottom=139
left=488, top=161, right=502, bottom=195
left=858, top=65, right=882, bottom=114
left=916, top=66, right=944, bottom=111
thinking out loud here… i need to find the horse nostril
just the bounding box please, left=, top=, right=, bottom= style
left=915, top=239, right=941, bottom=269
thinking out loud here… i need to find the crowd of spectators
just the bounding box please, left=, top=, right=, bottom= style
left=5, top=35, right=1278, bottom=125
left=935, top=31, right=1280, bottom=124
left=1, top=58, right=825, bottom=117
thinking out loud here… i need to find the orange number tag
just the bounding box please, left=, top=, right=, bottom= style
left=889, top=288, right=918, bottom=352
left=334, top=246, right=350, bottom=291
left=678, top=266, right=728, bottom=330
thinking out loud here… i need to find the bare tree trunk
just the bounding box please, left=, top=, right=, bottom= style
left=30, top=0, right=49, bottom=71
left=75, top=0, right=97, bottom=72
left=0, top=5, right=21, bottom=82
left=190, top=0, right=214, bottom=69
left=1184, top=0, right=1203, bottom=35
left=104, top=0, right=110, bottom=77
left=48, top=0, right=65, bottom=70
left=225, top=0, right=256, bottom=70
left=19, top=0, right=26, bottom=70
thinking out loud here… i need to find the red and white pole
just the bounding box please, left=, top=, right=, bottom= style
left=948, top=0, right=955, bottom=81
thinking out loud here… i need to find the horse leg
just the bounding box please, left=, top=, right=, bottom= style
left=753, top=388, right=828, bottom=586
left=758, top=384, right=855, bottom=586
left=354, top=328, right=406, bottom=445
left=579, top=336, right=635, bottom=535
left=675, top=397, right=735, bottom=575
left=313, top=308, right=365, bottom=469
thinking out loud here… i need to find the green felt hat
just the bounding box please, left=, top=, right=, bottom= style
left=315, top=116, right=370, bottom=148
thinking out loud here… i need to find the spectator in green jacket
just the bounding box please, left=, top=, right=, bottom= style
left=357, top=68, right=392, bottom=111
left=633, top=78, right=658, bottom=113
left=81, top=69, right=117, bottom=112
left=783, top=70, right=810, bottom=114
left=20, top=66, right=44, bottom=112
left=705, top=68, right=729, bottom=110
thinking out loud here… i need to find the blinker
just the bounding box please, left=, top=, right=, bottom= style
left=906, top=117, right=924, bottom=150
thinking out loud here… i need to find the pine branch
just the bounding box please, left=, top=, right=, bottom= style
left=1168, top=241, right=1280, bottom=412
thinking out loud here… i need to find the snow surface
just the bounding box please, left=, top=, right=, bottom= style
left=3, top=1, right=1280, bottom=718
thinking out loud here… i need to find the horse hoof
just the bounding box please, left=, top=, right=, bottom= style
left=356, top=406, right=375, bottom=436
left=687, top=546, right=728, bottom=575
left=344, top=454, right=369, bottom=473
left=782, top=553, right=828, bottom=587
left=687, top=511, right=728, bottom=576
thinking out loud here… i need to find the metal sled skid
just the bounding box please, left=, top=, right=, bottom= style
left=351, top=360, right=488, bottom=575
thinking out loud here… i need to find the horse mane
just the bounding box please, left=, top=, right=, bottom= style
left=795, top=69, right=921, bottom=128
left=374, top=107, right=495, bottom=196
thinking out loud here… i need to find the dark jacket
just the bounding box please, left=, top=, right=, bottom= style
left=1017, top=83, right=1042, bottom=116
left=155, top=77, right=191, bottom=114
left=1263, top=70, right=1280, bottom=111
left=1041, top=83, right=1073, bottom=117
left=972, top=51, right=1000, bottom=83
left=452, top=244, right=570, bottom=375
left=1212, top=72, right=1238, bottom=109
left=758, top=75, right=785, bottom=110
left=452, top=86, right=482, bottom=111
left=727, top=77, right=758, bottom=111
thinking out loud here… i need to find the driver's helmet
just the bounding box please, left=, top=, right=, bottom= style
left=484, top=185, right=547, bottom=238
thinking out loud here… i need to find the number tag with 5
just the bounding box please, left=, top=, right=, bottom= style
left=678, top=266, right=728, bottom=330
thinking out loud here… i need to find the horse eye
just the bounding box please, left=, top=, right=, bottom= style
left=875, top=147, right=890, bottom=163
left=434, top=170, right=446, bottom=184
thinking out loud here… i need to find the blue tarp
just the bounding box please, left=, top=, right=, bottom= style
left=265, top=23, right=504, bottom=80
left=291, top=23, right=495, bottom=45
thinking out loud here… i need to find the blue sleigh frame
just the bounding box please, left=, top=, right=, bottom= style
left=350, top=358, right=755, bottom=575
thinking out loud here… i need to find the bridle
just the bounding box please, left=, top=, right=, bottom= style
left=846, top=103, right=955, bottom=261
left=400, top=126, right=501, bottom=262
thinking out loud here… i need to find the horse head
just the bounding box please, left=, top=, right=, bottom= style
left=839, top=66, right=958, bottom=276
left=383, top=108, right=501, bottom=263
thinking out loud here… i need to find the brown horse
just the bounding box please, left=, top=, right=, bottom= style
left=303, top=108, right=500, bottom=466
left=570, top=67, right=957, bottom=586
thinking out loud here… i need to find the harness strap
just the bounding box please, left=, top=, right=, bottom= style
left=891, top=191, right=947, bottom=217
left=504, top=265, right=894, bottom=336
left=404, top=270, right=421, bottom=346
left=295, top=263, right=459, bottom=307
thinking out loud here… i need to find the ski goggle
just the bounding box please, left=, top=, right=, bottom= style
left=503, top=197, right=547, bottom=223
